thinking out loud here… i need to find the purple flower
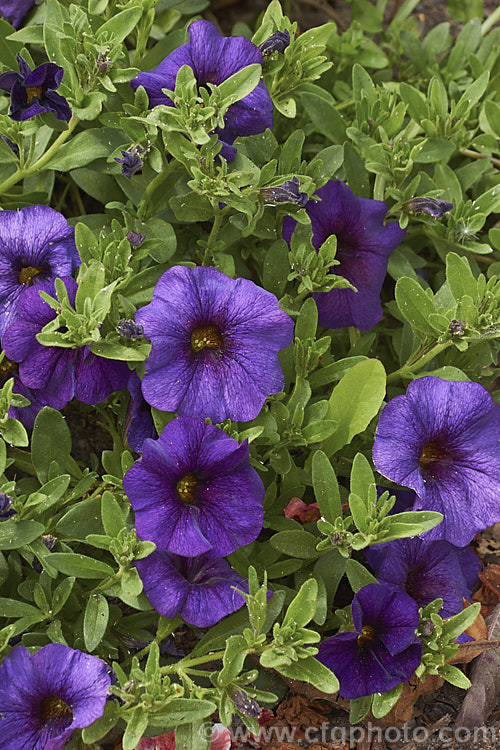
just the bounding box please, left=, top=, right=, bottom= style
left=283, top=181, right=406, bottom=330
left=114, top=147, right=143, bottom=178
left=131, top=19, right=273, bottom=162
left=1, top=135, right=19, bottom=156
left=0, top=205, right=79, bottom=340
left=124, top=372, right=156, bottom=453
left=122, top=416, right=264, bottom=557
left=126, top=230, right=145, bottom=248
left=0, top=355, right=67, bottom=429
left=137, top=265, right=294, bottom=423
left=367, top=538, right=480, bottom=618
left=0, top=54, right=71, bottom=122
left=116, top=319, right=144, bottom=340
left=136, top=550, right=247, bottom=626
left=317, top=583, right=422, bottom=699
left=403, top=197, right=453, bottom=218
left=0, top=643, right=111, bottom=750
left=0, top=0, right=34, bottom=29
left=2, top=278, right=130, bottom=406
left=260, top=30, right=291, bottom=55
left=259, top=177, right=308, bottom=206
left=0, top=492, right=15, bottom=520
left=373, top=376, right=500, bottom=546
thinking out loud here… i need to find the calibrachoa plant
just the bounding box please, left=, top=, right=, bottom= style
left=0, top=0, right=498, bottom=748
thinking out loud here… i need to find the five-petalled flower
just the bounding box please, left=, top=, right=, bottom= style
left=0, top=54, right=71, bottom=121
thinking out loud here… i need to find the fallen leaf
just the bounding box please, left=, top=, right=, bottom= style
left=276, top=694, right=330, bottom=729
left=448, top=638, right=500, bottom=665
left=284, top=497, right=321, bottom=524
left=455, top=603, right=500, bottom=728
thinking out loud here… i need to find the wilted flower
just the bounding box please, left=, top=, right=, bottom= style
left=131, top=19, right=273, bottom=162
left=0, top=643, right=111, bottom=750
left=448, top=319, right=466, bottom=336
left=0, top=205, right=79, bottom=340
left=137, top=265, right=294, bottom=423
left=0, top=492, right=15, bottom=520
left=317, top=583, right=422, bottom=699
left=231, top=689, right=261, bottom=718
left=284, top=497, right=320, bottom=524
left=136, top=550, right=248, bottom=626
left=259, top=177, right=308, bottom=206
left=403, top=197, right=453, bottom=218
left=2, top=278, right=129, bottom=406
left=123, top=416, right=264, bottom=557
left=126, top=230, right=145, bottom=248
left=0, top=54, right=71, bottom=122
left=260, top=29, right=291, bottom=55
left=283, top=180, right=406, bottom=330
left=32, top=534, right=57, bottom=572
left=0, top=0, right=35, bottom=29
left=96, top=52, right=112, bottom=76
left=116, top=319, right=144, bottom=340
left=124, top=372, right=156, bottom=453
left=366, top=538, right=481, bottom=618
left=114, top=147, right=143, bottom=178
left=373, top=376, right=500, bottom=545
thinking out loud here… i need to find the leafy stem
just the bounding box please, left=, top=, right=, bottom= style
left=387, top=340, right=452, bottom=383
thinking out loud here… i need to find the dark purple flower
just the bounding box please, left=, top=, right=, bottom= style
left=317, top=583, right=422, bottom=699
left=131, top=20, right=273, bottom=162
left=373, top=376, right=500, bottom=546
left=0, top=354, right=67, bottom=429
left=0, top=205, right=79, bottom=340
left=0, top=54, right=71, bottom=122
left=114, top=147, right=143, bottom=179
left=116, top=319, right=144, bottom=340
left=0, top=643, right=111, bottom=750
left=260, top=30, right=291, bottom=55
left=259, top=177, right=308, bottom=207
left=126, top=230, right=145, bottom=248
left=0, top=0, right=34, bottom=29
left=123, top=416, right=264, bottom=557
left=1, top=135, right=19, bottom=156
left=2, top=278, right=129, bottom=406
left=0, top=492, right=15, bottom=520
left=124, top=372, right=156, bottom=453
left=137, top=265, right=294, bottom=423
left=368, top=538, right=480, bottom=618
left=283, top=181, right=406, bottom=330
left=403, top=197, right=453, bottom=218
left=135, top=550, right=247, bottom=626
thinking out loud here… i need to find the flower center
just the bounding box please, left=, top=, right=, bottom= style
left=0, top=357, right=16, bottom=380
left=39, top=695, right=73, bottom=727
left=18, top=265, right=43, bottom=285
left=357, top=624, right=377, bottom=647
left=419, top=440, right=454, bottom=478
left=190, top=325, right=223, bottom=353
left=25, top=86, right=43, bottom=103
left=176, top=473, right=198, bottom=504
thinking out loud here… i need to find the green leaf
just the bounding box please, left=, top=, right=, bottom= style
left=82, top=701, right=120, bottom=744
left=371, top=684, right=403, bottom=718
left=84, top=593, right=109, bottom=652
left=439, top=664, right=471, bottom=689
left=395, top=277, right=436, bottom=336
left=446, top=253, right=477, bottom=301
left=283, top=579, right=318, bottom=629
left=97, top=6, right=143, bottom=44
left=325, top=359, right=386, bottom=454
left=31, top=407, right=74, bottom=484
left=0, top=598, right=42, bottom=618
left=122, top=706, right=148, bottom=750
left=270, top=530, right=319, bottom=559
left=345, top=559, right=377, bottom=592
left=277, top=656, right=338, bottom=693
left=147, top=698, right=217, bottom=727
left=0, top=520, right=44, bottom=550
left=301, top=92, right=347, bottom=143
left=312, top=450, right=342, bottom=523
left=218, top=634, right=248, bottom=685
left=48, top=552, right=114, bottom=579
left=442, top=602, right=480, bottom=640
left=216, top=63, right=261, bottom=108
left=175, top=720, right=212, bottom=750
left=101, top=491, right=125, bottom=537
left=44, top=128, right=122, bottom=171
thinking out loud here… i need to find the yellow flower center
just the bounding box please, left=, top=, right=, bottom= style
left=39, top=695, right=73, bottom=724
left=25, top=86, right=43, bottom=103
left=0, top=357, right=16, bottom=379
left=190, top=325, right=223, bottom=353
left=176, top=473, right=198, bottom=504
left=357, top=624, right=377, bottom=647
left=19, top=265, right=43, bottom=285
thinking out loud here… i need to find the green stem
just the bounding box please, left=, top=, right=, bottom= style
left=25, top=132, right=37, bottom=169
left=481, top=5, right=500, bottom=34
left=387, top=341, right=452, bottom=383
left=202, top=204, right=225, bottom=266
left=137, top=161, right=173, bottom=221
left=0, top=115, right=79, bottom=197
left=161, top=649, right=226, bottom=672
